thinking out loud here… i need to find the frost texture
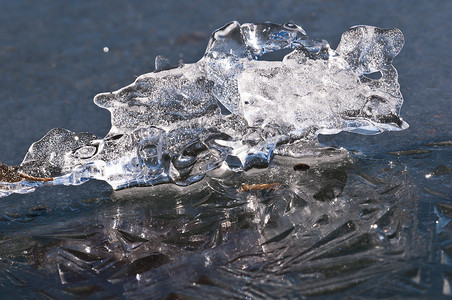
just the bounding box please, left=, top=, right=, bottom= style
left=0, top=21, right=407, bottom=197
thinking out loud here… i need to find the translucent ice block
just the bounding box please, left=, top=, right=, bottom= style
left=0, top=21, right=407, bottom=197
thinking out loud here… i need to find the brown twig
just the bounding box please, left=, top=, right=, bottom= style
left=240, top=183, right=281, bottom=192
left=18, top=172, right=54, bottom=182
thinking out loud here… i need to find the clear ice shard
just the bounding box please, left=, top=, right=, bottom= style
left=0, top=21, right=408, bottom=197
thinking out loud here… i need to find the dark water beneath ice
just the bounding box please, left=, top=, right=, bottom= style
left=0, top=1, right=451, bottom=298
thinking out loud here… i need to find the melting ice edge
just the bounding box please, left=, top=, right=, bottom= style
left=0, top=21, right=407, bottom=197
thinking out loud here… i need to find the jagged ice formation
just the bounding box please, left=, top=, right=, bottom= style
left=0, top=21, right=407, bottom=197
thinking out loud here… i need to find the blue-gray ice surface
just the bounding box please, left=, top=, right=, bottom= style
left=0, top=21, right=407, bottom=197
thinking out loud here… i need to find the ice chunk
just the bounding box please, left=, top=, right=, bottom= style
left=0, top=21, right=407, bottom=197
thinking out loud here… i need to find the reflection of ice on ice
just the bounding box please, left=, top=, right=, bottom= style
left=0, top=153, right=418, bottom=298
left=0, top=21, right=407, bottom=197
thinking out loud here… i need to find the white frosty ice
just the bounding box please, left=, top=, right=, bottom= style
left=0, top=21, right=407, bottom=197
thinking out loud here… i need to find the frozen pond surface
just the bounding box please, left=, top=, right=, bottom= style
left=0, top=1, right=451, bottom=298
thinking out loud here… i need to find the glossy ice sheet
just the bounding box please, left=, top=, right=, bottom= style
left=0, top=148, right=429, bottom=298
